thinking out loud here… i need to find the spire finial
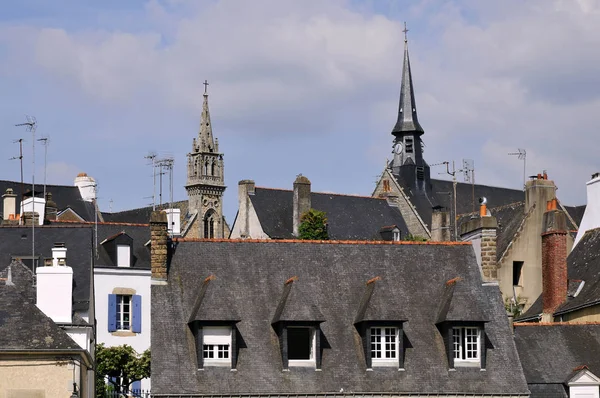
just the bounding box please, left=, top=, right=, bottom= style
left=203, top=79, right=209, bottom=95
left=403, top=22, right=409, bottom=43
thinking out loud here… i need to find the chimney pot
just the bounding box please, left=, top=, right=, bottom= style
left=293, top=174, right=311, bottom=237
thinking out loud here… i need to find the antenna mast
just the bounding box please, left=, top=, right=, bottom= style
left=145, top=152, right=157, bottom=210
left=155, top=156, right=175, bottom=208
left=508, top=149, right=527, bottom=190
left=15, top=115, right=37, bottom=275
left=431, top=161, right=458, bottom=241
left=460, top=159, right=475, bottom=213
left=9, top=138, right=25, bottom=209
left=37, top=137, right=49, bottom=202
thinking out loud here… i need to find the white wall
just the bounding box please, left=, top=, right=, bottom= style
left=36, top=266, right=73, bottom=323
left=575, top=173, right=600, bottom=247
left=94, top=268, right=151, bottom=390
left=20, top=197, right=46, bottom=225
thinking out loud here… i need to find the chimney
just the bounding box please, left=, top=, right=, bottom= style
left=238, top=180, right=256, bottom=238
left=459, top=198, right=498, bottom=282
left=293, top=174, right=311, bottom=237
left=36, top=243, right=73, bottom=323
left=44, top=192, right=58, bottom=222
left=431, top=206, right=451, bottom=241
left=74, top=172, right=97, bottom=202
left=541, top=198, right=568, bottom=322
left=525, top=172, right=556, bottom=213
left=2, top=188, right=17, bottom=222
left=150, top=211, right=169, bottom=283
left=574, top=172, right=600, bottom=247
left=22, top=211, right=40, bottom=226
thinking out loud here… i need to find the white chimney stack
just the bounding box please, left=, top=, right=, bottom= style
left=574, top=172, right=600, bottom=247
left=74, top=172, right=97, bottom=202
left=165, top=208, right=181, bottom=236
left=36, top=243, right=73, bottom=323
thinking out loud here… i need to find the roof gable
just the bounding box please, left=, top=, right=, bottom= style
left=436, top=277, right=489, bottom=323
left=272, top=276, right=325, bottom=323
left=569, top=368, right=600, bottom=385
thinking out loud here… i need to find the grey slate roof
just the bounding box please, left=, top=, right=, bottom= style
left=0, top=226, right=94, bottom=312
left=564, top=205, right=586, bottom=228
left=0, top=179, right=95, bottom=222
left=102, top=200, right=188, bottom=225
left=249, top=188, right=409, bottom=240
left=514, top=323, right=600, bottom=397
left=0, top=283, right=81, bottom=351
left=152, top=240, right=529, bottom=396
left=518, top=227, right=600, bottom=320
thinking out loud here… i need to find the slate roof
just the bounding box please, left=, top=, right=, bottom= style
left=0, top=283, right=81, bottom=352
left=0, top=179, right=95, bottom=222
left=393, top=176, right=526, bottom=231
left=249, top=188, right=409, bottom=240
left=564, top=205, right=586, bottom=228
left=0, top=226, right=94, bottom=312
left=518, top=228, right=600, bottom=320
left=102, top=200, right=188, bottom=225
left=514, top=323, right=600, bottom=397
left=152, top=240, right=529, bottom=396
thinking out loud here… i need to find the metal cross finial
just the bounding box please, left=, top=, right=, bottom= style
left=203, top=80, right=209, bottom=94
left=403, top=22, right=409, bottom=43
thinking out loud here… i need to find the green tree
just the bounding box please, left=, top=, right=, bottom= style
left=404, top=233, right=428, bottom=242
left=96, top=344, right=150, bottom=397
left=298, top=209, right=329, bottom=240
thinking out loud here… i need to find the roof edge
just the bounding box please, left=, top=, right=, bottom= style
left=172, top=238, right=471, bottom=246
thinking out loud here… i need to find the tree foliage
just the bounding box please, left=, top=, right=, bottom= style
left=96, top=343, right=150, bottom=397
left=298, top=209, right=329, bottom=240
left=404, top=233, right=428, bottom=242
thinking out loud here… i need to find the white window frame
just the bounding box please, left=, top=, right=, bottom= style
left=370, top=327, right=399, bottom=366
left=452, top=326, right=481, bottom=365
left=117, top=244, right=131, bottom=267
left=116, top=294, right=132, bottom=331
left=287, top=326, right=316, bottom=367
left=202, top=326, right=232, bottom=367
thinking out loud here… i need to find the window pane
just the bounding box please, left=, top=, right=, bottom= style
left=452, top=328, right=462, bottom=359
left=288, top=328, right=311, bottom=360
left=371, top=328, right=382, bottom=359
left=465, top=328, right=479, bottom=359
left=203, top=344, right=214, bottom=358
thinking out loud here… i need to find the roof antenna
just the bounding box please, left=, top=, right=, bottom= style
left=459, top=159, right=475, bottom=213
left=16, top=115, right=38, bottom=278
left=145, top=152, right=157, bottom=210
left=431, top=161, right=458, bottom=240
left=508, top=149, right=527, bottom=191
left=9, top=138, right=25, bottom=209
left=37, top=136, right=50, bottom=204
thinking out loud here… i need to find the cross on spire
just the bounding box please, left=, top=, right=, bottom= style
left=403, top=22, right=409, bottom=43
left=203, top=79, right=209, bottom=94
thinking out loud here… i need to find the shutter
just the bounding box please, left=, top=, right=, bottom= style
left=131, top=380, right=141, bottom=393
left=108, top=294, right=117, bottom=332
left=132, top=295, right=142, bottom=333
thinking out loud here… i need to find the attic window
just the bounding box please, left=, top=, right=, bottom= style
left=287, top=326, right=316, bottom=365
left=452, top=327, right=481, bottom=365
left=202, top=326, right=232, bottom=366
left=371, top=327, right=399, bottom=366
left=117, top=245, right=131, bottom=267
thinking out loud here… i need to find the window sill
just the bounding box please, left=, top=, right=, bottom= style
left=288, top=359, right=316, bottom=368
left=453, top=360, right=481, bottom=368
left=202, top=361, right=232, bottom=367
left=111, top=331, right=136, bottom=337
left=371, top=360, right=399, bottom=367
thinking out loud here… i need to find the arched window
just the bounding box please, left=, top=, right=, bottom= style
left=204, top=161, right=209, bottom=176
left=211, top=161, right=216, bottom=176
left=204, top=211, right=216, bottom=239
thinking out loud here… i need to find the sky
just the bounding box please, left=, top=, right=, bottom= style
left=0, top=0, right=599, bottom=223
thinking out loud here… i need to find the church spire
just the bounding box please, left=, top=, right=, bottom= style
left=198, top=80, right=216, bottom=153
left=391, top=23, right=424, bottom=136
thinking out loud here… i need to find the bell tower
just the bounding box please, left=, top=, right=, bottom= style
left=186, top=80, right=226, bottom=238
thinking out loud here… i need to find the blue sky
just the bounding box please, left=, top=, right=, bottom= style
left=1, top=0, right=599, bottom=223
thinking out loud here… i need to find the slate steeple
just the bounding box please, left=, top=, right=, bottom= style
left=390, top=23, right=427, bottom=175
left=392, top=25, right=424, bottom=136
left=186, top=80, right=226, bottom=239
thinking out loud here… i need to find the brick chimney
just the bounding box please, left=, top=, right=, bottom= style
left=150, top=211, right=169, bottom=283
left=541, top=198, right=568, bottom=322
left=44, top=192, right=58, bottom=222
left=431, top=206, right=451, bottom=242
left=459, top=198, right=498, bottom=282
left=22, top=211, right=40, bottom=226
left=237, top=180, right=256, bottom=238
left=293, top=174, right=311, bottom=237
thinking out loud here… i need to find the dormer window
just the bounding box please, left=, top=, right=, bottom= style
left=371, top=327, right=399, bottom=365
left=117, top=244, right=131, bottom=267
left=287, top=326, right=316, bottom=366
left=202, top=326, right=232, bottom=366
left=452, top=326, right=481, bottom=364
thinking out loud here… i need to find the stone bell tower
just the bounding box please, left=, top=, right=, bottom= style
left=185, top=81, right=226, bottom=238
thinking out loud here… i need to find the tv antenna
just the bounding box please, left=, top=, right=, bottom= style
left=155, top=155, right=175, bottom=208
left=9, top=138, right=25, bottom=205
left=431, top=161, right=458, bottom=241
left=144, top=152, right=157, bottom=210
left=508, top=149, right=527, bottom=190
left=15, top=115, right=38, bottom=275
left=459, top=159, right=475, bottom=213
left=37, top=136, right=50, bottom=202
